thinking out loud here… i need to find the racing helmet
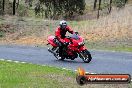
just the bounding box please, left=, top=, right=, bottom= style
left=59, top=20, right=67, bottom=30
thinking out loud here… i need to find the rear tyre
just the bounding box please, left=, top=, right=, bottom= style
left=80, top=50, right=92, bottom=63
left=54, top=54, right=65, bottom=60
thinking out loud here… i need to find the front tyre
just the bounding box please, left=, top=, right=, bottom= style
left=80, top=50, right=92, bottom=63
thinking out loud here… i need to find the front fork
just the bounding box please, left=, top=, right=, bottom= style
left=78, top=46, right=87, bottom=58
left=78, top=46, right=87, bottom=52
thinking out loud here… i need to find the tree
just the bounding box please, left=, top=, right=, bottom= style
left=97, top=0, right=102, bottom=19
left=0, top=0, right=5, bottom=15
left=113, top=0, right=128, bottom=8
left=124, top=0, right=128, bottom=5
left=25, top=0, right=33, bottom=7
left=38, top=0, right=86, bottom=19
left=13, top=0, right=20, bottom=15
left=0, top=1, right=2, bottom=15
left=13, top=0, right=16, bottom=15
left=16, top=0, right=19, bottom=9
left=108, top=0, right=112, bottom=13
left=93, top=0, right=97, bottom=10
left=2, top=0, right=5, bottom=13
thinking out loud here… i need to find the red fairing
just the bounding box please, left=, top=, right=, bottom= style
left=67, top=35, right=87, bottom=53
left=78, top=46, right=87, bottom=52
left=47, top=36, right=57, bottom=47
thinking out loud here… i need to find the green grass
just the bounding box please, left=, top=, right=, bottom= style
left=103, top=46, right=132, bottom=52
left=0, top=60, right=131, bottom=88
left=0, top=60, right=77, bottom=88
left=86, top=42, right=132, bottom=52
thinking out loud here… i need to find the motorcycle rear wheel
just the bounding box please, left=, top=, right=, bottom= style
left=54, top=54, right=65, bottom=60
left=53, top=47, right=65, bottom=60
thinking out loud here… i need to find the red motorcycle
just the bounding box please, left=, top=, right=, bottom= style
left=47, top=32, right=92, bottom=63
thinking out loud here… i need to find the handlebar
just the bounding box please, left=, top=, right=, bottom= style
left=65, top=36, right=73, bottom=44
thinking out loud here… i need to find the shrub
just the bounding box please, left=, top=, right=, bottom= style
left=17, top=4, right=28, bottom=17
left=0, top=31, right=5, bottom=38
left=113, top=0, right=127, bottom=8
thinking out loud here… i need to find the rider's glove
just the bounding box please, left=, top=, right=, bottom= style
left=63, top=42, right=69, bottom=46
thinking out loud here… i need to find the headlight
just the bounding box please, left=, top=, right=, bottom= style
left=78, top=41, right=85, bottom=46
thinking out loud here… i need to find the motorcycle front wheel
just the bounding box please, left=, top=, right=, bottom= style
left=79, top=50, right=92, bottom=63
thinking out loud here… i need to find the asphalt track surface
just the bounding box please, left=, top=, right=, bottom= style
left=0, top=45, right=132, bottom=74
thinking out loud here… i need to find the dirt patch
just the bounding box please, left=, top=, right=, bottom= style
left=0, top=5, right=132, bottom=49
left=15, top=36, right=47, bottom=45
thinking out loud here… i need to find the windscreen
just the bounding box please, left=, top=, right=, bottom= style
left=70, top=33, right=79, bottom=40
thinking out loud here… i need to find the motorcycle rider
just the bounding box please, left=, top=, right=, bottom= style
left=55, top=20, right=74, bottom=59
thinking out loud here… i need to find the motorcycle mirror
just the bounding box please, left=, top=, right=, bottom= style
left=75, top=32, right=79, bottom=35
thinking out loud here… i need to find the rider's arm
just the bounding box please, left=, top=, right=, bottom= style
left=67, top=26, right=74, bottom=34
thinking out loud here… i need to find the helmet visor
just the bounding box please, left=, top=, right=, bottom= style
left=61, top=23, right=67, bottom=29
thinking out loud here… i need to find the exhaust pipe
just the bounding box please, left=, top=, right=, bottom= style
left=48, top=48, right=56, bottom=55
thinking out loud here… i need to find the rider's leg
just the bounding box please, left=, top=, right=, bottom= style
left=59, top=46, right=63, bottom=56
